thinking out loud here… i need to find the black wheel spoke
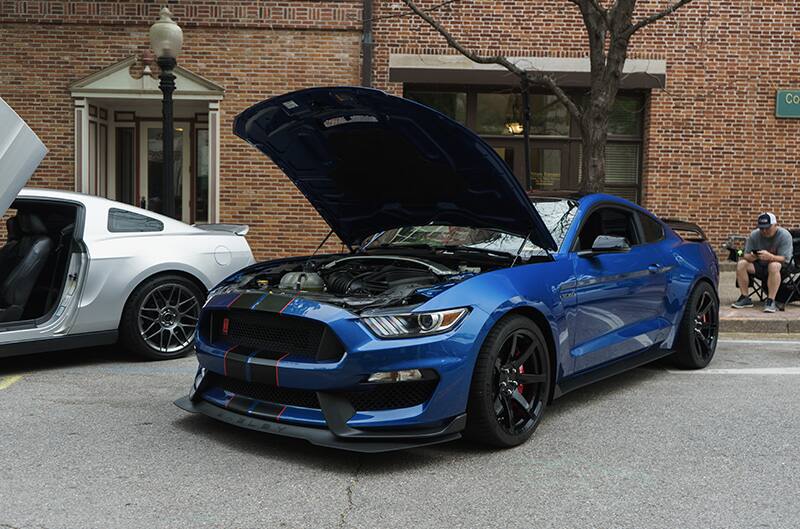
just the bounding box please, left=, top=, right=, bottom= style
left=507, top=333, right=519, bottom=363
left=510, top=391, right=532, bottom=418
left=500, top=394, right=515, bottom=430
left=511, top=343, right=536, bottom=369
left=517, top=372, right=546, bottom=384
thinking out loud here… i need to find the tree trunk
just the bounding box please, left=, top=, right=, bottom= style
left=580, top=101, right=610, bottom=194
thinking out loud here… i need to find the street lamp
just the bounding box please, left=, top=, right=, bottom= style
left=149, top=7, right=183, bottom=219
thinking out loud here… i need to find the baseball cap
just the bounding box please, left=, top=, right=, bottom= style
left=757, top=212, right=777, bottom=229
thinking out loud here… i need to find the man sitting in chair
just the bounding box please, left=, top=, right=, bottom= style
left=732, top=212, right=793, bottom=313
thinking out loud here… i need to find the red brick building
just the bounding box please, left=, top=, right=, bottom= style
left=1, top=1, right=798, bottom=258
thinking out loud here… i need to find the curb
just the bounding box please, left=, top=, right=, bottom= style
left=720, top=318, right=800, bottom=334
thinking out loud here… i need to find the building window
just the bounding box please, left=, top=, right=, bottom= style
left=403, top=86, right=645, bottom=203
left=403, top=89, right=467, bottom=124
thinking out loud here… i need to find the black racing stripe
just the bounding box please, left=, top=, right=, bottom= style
left=250, top=362, right=278, bottom=385
left=251, top=401, right=284, bottom=419
left=229, top=292, right=265, bottom=310
left=225, top=346, right=256, bottom=381
left=253, top=293, right=295, bottom=313
left=226, top=395, right=252, bottom=414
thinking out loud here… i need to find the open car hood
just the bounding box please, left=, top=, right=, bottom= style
left=233, top=87, right=557, bottom=251
left=0, top=98, right=47, bottom=216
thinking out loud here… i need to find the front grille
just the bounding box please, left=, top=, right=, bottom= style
left=344, top=380, right=438, bottom=411
left=203, top=309, right=344, bottom=361
left=204, top=373, right=438, bottom=411
left=207, top=372, right=320, bottom=409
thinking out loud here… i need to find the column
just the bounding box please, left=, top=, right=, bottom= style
left=74, top=98, right=90, bottom=193
left=208, top=101, right=221, bottom=223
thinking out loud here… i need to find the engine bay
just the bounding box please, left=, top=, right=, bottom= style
left=232, top=252, right=499, bottom=312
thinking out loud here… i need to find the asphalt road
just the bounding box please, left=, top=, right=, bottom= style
left=1, top=338, right=798, bottom=529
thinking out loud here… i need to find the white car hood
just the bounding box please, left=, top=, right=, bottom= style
left=0, top=97, right=47, bottom=216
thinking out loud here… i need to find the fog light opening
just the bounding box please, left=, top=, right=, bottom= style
left=368, top=369, right=423, bottom=383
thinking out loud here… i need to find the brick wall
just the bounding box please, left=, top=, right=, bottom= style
left=2, top=0, right=799, bottom=259
left=0, top=1, right=362, bottom=259
left=370, top=0, right=800, bottom=253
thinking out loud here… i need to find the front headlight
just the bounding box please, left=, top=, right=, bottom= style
left=361, top=307, right=469, bottom=339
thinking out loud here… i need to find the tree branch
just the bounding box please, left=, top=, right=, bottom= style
left=371, top=0, right=458, bottom=23
left=568, top=0, right=611, bottom=24
left=626, top=0, right=693, bottom=36
left=401, top=0, right=582, bottom=120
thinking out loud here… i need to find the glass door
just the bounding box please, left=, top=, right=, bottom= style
left=485, top=138, right=570, bottom=192
left=139, top=122, right=191, bottom=222
left=529, top=142, right=570, bottom=192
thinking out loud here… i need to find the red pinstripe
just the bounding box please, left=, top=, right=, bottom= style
left=226, top=293, right=242, bottom=309
left=278, top=295, right=297, bottom=313
left=223, top=345, right=237, bottom=376
left=275, top=352, right=290, bottom=387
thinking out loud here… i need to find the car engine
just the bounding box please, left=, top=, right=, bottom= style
left=237, top=255, right=478, bottom=311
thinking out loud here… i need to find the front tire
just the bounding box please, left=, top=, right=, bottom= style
left=119, top=275, right=204, bottom=360
left=673, top=282, right=719, bottom=369
left=464, top=315, right=552, bottom=448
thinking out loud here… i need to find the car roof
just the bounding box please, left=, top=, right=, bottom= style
left=16, top=187, right=196, bottom=231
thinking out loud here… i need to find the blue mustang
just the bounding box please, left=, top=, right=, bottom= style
left=176, top=87, right=719, bottom=452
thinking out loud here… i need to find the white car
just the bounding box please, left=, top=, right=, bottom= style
left=0, top=98, right=254, bottom=359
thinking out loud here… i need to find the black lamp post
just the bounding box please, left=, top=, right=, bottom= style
left=149, top=7, right=183, bottom=219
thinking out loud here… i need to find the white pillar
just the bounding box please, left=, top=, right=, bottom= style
left=208, top=101, right=221, bottom=223
left=74, top=98, right=90, bottom=193
left=107, top=110, right=116, bottom=200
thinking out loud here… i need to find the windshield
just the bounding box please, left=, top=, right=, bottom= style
left=364, top=225, right=540, bottom=258
left=531, top=198, right=579, bottom=249
left=363, top=199, right=578, bottom=258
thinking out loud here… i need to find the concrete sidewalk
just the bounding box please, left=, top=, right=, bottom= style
left=718, top=270, right=800, bottom=333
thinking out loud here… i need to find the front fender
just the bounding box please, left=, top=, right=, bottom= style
left=662, top=241, right=719, bottom=349
left=417, top=260, right=572, bottom=384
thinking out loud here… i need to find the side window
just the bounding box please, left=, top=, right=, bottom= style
left=107, top=208, right=164, bottom=233
left=638, top=213, right=664, bottom=244
left=576, top=207, right=639, bottom=251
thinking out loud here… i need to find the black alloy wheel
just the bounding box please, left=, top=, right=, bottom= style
left=120, top=274, right=204, bottom=360
left=674, top=282, right=719, bottom=369
left=465, top=315, right=551, bottom=447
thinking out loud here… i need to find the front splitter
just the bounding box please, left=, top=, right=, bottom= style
left=175, top=395, right=464, bottom=453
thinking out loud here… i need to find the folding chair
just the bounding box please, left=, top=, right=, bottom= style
left=775, top=229, right=800, bottom=310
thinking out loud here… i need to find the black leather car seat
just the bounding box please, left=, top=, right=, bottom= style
left=0, top=212, right=53, bottom=323
left=0, top=217, right=22, bottom=279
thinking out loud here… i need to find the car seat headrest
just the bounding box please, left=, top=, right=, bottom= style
left=17, top=212, right=49, bottom=235
left=6, top=217, right=21, bottom=241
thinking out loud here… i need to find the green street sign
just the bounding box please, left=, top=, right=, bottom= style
left=776, top=90, right=800, bottom=118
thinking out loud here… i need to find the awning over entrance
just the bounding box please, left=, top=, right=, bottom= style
left=389, top=54, right=667, bottom=90
left=70, top=56, right=225, bottom=100
left=68, top=57, right=224, bottom=223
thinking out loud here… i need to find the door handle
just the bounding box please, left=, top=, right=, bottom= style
left=647, top=264, right=663, bottom=273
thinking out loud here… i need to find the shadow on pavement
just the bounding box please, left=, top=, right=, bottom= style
left=170, top=362, right=669, bottom=471
left=0, top=344, right=174, bottom=376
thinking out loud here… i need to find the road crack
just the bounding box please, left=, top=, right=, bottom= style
left=337, top=457, right=363, bottom=529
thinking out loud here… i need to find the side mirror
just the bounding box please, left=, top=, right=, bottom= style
left=578, top=235, right=630, bottom=256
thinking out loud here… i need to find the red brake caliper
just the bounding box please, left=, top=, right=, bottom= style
left=518, top=364, right=525, bottom=394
